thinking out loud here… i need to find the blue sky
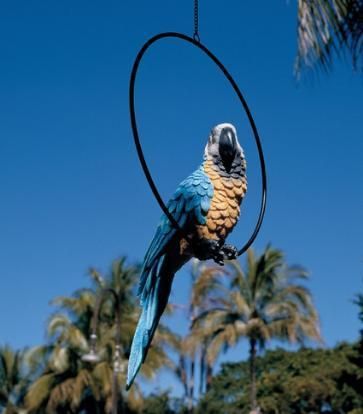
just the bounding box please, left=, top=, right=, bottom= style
left=0, top=0, right=362, bottom=396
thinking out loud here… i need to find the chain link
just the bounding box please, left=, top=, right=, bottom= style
left=193, top=0, right=200, bottom=42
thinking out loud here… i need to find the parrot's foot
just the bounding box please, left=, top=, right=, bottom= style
left=221, top=244, right=238, bottom=261
left=192, top=239, right=225, bottom=265
left=192, top=239, right=239, bottom=265
left=211, top=250, right=225, bottom=266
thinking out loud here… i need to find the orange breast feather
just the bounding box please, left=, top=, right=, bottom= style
left=197, top=160, right=247, bottom=241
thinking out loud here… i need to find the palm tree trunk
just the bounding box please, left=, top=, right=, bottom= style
left=179, top=355, right=189, bottom=399
left=111, top=371, right=118, bottom=414
left=199, top=350, right=205, bottom=396
left=249, top=337, right=257, bottom=412
left=206, top=363, right=213, bottom=392
left=188, top=358, right=195, bottom=413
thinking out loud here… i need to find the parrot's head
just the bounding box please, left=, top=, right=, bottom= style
left=205, top=123, right=244, bottom=172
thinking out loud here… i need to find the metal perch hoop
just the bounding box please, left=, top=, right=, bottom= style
left=129, top=31, right=267, bottom=256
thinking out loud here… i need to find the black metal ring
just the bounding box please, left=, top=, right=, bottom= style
left=129, top=32, right=267, bottom=257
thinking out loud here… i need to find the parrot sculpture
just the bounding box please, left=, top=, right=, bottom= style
left=126, top=122, right=247, bottom=389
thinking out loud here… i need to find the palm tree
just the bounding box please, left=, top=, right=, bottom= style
left=25, top=257, right=177, bottom=414
left=296, top=0, right=363, bottom=75
left=354, top=287, right=363, bottom=334
left=353, top=285, right=363, bottom=359
left=191, top=246, right=322, bottom=412
left=0, top=345, right=29, bottom=413
left=188, top=261, right=229, bottom=394
left=174, top=260, right=225, bottom=411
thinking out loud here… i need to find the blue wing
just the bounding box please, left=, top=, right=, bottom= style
left=138, top=166, right=214, bottom=302
left=127, top=166, right=213, bottom=389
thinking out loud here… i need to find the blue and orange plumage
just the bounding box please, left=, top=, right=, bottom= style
left=126, top=123, right=247, bottom=389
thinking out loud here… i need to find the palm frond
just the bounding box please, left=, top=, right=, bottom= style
left=296, top=0, right=363, bottom=75
left=25, top=373, right=56, bottom=412
left=187, top=245, right=322, bottom=372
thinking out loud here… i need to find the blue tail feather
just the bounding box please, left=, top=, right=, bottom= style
left=126, top=256, right=173, bottom=390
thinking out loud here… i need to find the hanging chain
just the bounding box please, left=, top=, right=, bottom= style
left=193, top=0, right=200, bottom=42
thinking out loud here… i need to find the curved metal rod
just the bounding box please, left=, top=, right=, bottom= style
left=129, top=32, right=267, bottom=257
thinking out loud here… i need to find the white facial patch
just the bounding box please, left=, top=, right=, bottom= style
left=204, top=122, right=243, bottom=159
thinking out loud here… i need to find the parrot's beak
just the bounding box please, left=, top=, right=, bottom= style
left=219, top=127, right=237, bottom=172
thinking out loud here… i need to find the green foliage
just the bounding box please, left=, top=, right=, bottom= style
left=0, top=346, right=29, bottom=413
left=197, top=343, right=363, bottom=414
left=24, top=257, right=177, bottom=414
left=1, top=254, right=362, bottom=413
left=191, top=247, right=321, bottom=364
left=141, top=392, right=175, bottom=414
left=139, top=391, right=192, bottom=414
left=174, top=260, right=226, bottom=404
left=354, top=288, right=363, bottom=337
left=296, top=0, right=363, bottom=75
left=189, top=247, right=321, bottom=411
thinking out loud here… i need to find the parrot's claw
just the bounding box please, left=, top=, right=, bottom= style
left=212, top=252, right=225, bottom=266
left=208, top=240, right=225, bottom=266
left=192, top=238, right=224, bottom=265
left=192, top=239, right=235, bottom=266
left=221, top=244, right=238, bottom=260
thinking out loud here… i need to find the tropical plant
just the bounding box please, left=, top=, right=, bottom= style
left=197, top=343, right=363, bottom=414
left=0, top=345, right=29, bottom=414
left=140, top=391, right=175, bottom=414
left=24, top=257, right=178, bottom=414
left=191, top=246, right=322, bottom=412
left=354, top=285, right=363, bottom=337
left=350, top=284, right=363, bottom=395
left=174, top=260, right=225, bottom=410
left=295, top=0, right=363, bottom=75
